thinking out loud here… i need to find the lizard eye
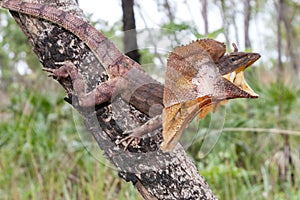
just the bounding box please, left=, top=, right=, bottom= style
left=231, top=57, right=237, bottom=62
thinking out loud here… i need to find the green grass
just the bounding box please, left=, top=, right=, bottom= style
left=0, top=77, right=142, bottom=200
left=189, top=71, right=300, bottom=200
left=1, top=68, right=300, bottom=199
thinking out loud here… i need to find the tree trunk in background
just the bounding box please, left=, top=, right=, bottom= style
left=163, top=0, right=179, bottom=43
left=276, top=0, right=293, bottom=183
left=229, top=0, right=239, bottom=46
left=122, top=0, right=140, bottom=63
left=243, top=0, right=254, bottom=125
left=281, top=2, right=298, bottom=74
left=220, top=0, right=230, bottom=45
left=201, top=0, right=209, bottom=35
left=276, top=0, right=283, bottom=116
left=244, top=0, right=252, bottom=49
left=164, top=0, right=175, bottom=22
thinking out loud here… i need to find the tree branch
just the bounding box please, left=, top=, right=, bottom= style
left=3, top=0, right=217, bottom=199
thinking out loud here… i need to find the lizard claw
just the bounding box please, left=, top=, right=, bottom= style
left=42, top=66, right=70, bottom=78
left=116, top=116, right=162, bottom=150
left=42, top=67, right=56, bottom=78
left=116, top=131, right=142, bottom=150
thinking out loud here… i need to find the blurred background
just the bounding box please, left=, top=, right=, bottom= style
left=1, top=0, right=300, bottom=199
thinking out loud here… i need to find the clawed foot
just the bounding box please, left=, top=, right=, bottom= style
left=116, top=131, right=142, bottom=150
left=43, top=67, right=69, bottom=78
left=42, top=67, right=69, bottom=79
left=42, top=61, right=77, bottom=79
left=116, top=116, right=162, bottom=150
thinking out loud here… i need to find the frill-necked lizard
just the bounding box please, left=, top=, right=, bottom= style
left=0, top=1, right=260, bottom=152
left=161, top=40, right=259, bottom=151
left=119, top=39, right=260, bottom=151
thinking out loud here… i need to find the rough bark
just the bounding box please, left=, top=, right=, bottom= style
left=4, top=0, right=217, bottom=199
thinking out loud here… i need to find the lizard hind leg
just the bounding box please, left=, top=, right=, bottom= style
left=116, top=115, right=162, bottom=150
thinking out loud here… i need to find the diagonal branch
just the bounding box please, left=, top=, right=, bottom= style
left=2, top=0, right=217, bottom=199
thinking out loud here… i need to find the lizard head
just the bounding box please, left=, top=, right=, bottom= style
left=216, top=45, right=260, bottom=99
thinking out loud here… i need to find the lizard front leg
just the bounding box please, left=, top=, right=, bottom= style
left=44, top=61, right=162, bottom=150
left=43, top=61, right=121, bottom=107
left=117, top=115, right=162, bottom=149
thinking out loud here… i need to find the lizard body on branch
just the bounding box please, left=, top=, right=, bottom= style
left=0, top=0, right=260, bottom=151
left=1, top=0, right=261, bottom=198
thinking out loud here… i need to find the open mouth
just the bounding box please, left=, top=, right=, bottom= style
left=221, top=52, right=260, bottom=98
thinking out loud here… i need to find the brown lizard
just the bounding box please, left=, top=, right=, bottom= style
left=160, top=42, right=260, bottom=151
left=118, top=41, right=260, bottom=151
left=0, top=0, right=260, bottom=151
